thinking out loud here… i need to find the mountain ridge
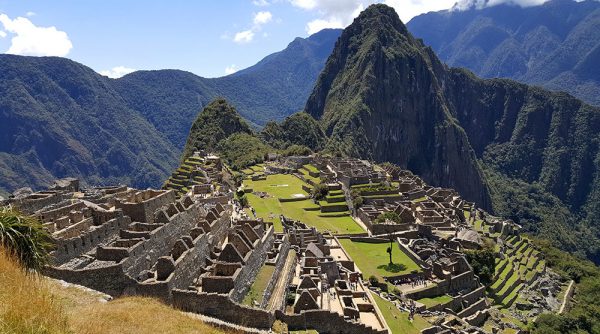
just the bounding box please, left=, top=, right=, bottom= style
left=407, top=0, right=600, bottom=106
left=0, top=28, right=342, bottom=195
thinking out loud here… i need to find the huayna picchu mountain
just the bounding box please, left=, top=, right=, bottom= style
left=305, top=4, right=492, bottom=210
left=305, top=4, right=600, bottom=260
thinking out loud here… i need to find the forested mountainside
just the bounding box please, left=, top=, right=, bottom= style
left=305, top=4, right=600, bottom=261
left=113, top=28, right=341, bottom=148
left=0, top=29, right=341, bottom=195
left=407, top=0, right=600, bottom=106
left=0, top=55, right=179, bottom=193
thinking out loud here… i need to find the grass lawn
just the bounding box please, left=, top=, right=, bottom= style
left=244, top=174, right=307, bottom=199
left=372, top=293, right=430, bottom=334
left=303, top=164, right=319, bottom=173
left=242, top=264, right=275, bottom=306
left=244, top=174, right=364, bottom=234
left=416, top=295, right=453, bottom=308
left=339, top=240, right=422, bottom=282
left=298, top=168, right=320, bottom=184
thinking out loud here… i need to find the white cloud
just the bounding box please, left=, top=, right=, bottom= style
left=384, top=0, right=456, bottom=22
left=0, top=14, right=73, bottom=57
left=0, top=31, right=6, bottom=38
left=290, top=0, right=317, bottom=9
left=290, top=0, right=373, bottom=34
left=451, top=0, right=550, bottom=11
left=99, top=66, right=136, bottom=79
left=293, top=0, right=558, bottom=34
left=225, top=64, right=238, bottom=75
left=26, top=11, right=35, bottom=17
left=306, top=17, right=344, bottom=34
left=253, top=0, right=270, bottom=6
left=253, top=11, right=273, bottom=25
left=234, top=29, right=255, bottom=43
left=232, top=10, right=274, bottom=44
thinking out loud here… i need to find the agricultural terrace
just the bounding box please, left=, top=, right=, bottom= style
left=338, top=239, right=422, bottom=284
left=371, top=293, right=430, bottom=334
left=243, top=174, right=364, bottom=234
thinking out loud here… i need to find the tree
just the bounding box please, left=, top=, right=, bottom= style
left=464, top=243, right=496, bottom=284
left=0, top=206, right=52, bottom=271
left=311, top=183, right=329, bottom=201
left=374, top=212, right=402, bottom=224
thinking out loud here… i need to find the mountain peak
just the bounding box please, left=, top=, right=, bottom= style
left=351, top=4, right=409, bottom=35
left=181, top=98, right=252, bottom=161
left=304, top=3, right=492, bottom=208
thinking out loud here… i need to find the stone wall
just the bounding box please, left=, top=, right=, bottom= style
left=137, top=232, right=213, bottom=301
left=116, top=190, right=176, bottom=224
left=260, top=235, right=291, bottom=308
left=172, top=290, right=275, bottom=329
left=12, top=192, right=68, bottom=214
left=230, top=226, right=275, bottom=302
left=51, top=214, right=130, bottom=265
left=44, top=262, right=136, bottom=296
left=276, top=309, right=387, bottom=334
left=120, top=204, right=204, bottom=277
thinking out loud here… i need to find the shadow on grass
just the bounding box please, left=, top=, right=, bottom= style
left=377, top=263, right=407, bottom=273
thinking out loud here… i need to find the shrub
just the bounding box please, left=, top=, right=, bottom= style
left=0, top=206, right=52, bottom=271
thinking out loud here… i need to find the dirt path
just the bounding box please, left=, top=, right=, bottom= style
left=267, top=250, right=296, bottom=311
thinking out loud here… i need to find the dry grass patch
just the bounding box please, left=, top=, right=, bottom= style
left=0, top=249, right=70, bottom=334
left=68, top=296, right=230, bottom=334
left=1, top=247, right=232, bottom=334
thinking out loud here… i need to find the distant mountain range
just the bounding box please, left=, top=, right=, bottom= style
left=0, top=28, right=341, bottom=195
left=407, top=0, right=600, bottom=106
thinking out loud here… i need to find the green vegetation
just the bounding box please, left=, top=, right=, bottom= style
left=408, top=0, right=600, bottom=106
left=242, top=264, right=275, bottom=306
left=530, top=239, right=600, bottom=333
left=181, top=98, right=253, bottom=161
left=218, top=133, right=272, bottom=170
left=261, top=112, right=326, bottom=151
left=0, top=207, right=51, bottom=271
left=415, top=295, right=453, bottom=308
left=464, top=242, right=496, bottom=284
left=374, top=212, right=402, bottom=224
left=243, top=174, right=363, bottom=234
left=371, top=293, right=430, bottom=334
left=338, top=239, right=421, bottom=283
left=311, top=183, right=328, bottom=201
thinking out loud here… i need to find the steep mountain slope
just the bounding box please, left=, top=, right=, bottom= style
left=0, top=29, right=341, bottom=194
left=305, top=4, right=600, bottom=259
left=113, top=28, right=342, bottom=149
left=305, top=4, right=492, bottom=209
left=407, top=0, right=600, bottom=106
left=0, top=55, right=178, bottom=194
left=180, top=98, right=252, bottom=160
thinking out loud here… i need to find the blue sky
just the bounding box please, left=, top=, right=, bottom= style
left=0, top=0, right=551, bottom=78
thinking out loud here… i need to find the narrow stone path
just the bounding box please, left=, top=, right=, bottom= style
left=267, top=250, right=296, bottom=311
